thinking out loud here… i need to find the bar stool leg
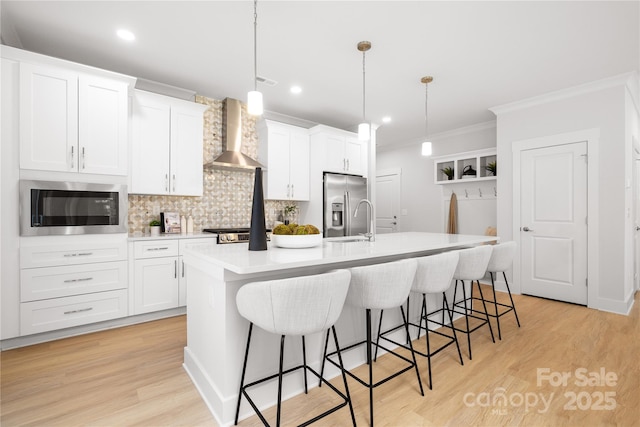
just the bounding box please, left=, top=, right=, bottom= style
left=302, top=336, right=309, bottom=394
left=366, top=308, right=374, bottom=427
left=318, top=329, right=330, bottom=387
left=330, top=325, right=356, bottom=427
left=234, top=322, right=254, bottom=425
left=490, top=272, right=502, bottom=340
left=474, top=280, right=495, bottom=343
left=374, top=309, right=384, bottom=362
left=443, top=293, right=464, bottom=366
left=460, top=280, right=472, bottom=359
left=421, top=293, right=433, bottom=390
left=400, top=305, right=425, bottom=396
left=504, top=272, right=521, bottom=327
left=276, top=335, right=285, bottom=427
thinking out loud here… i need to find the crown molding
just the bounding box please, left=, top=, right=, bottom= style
left=489, top=71, right=638, bottom=116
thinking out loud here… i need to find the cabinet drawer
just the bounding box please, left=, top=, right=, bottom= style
left=134, top=240, right=179, bottom=259
left=21, top=261, right=127, bottom=302
left=20, top=289, right=128, bottom=335
left=20, top=237, right=127, bottom=268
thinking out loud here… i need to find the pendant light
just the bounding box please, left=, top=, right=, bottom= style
left=357, top=41, right=371, bottom=141
left=247, top=0, right=263, bottom=116
left=421, top=76, right=433, bottom=156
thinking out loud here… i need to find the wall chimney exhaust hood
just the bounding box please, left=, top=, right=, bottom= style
left=204, top=98, right=263, bottom=171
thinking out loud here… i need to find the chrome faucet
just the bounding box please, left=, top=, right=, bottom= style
left=354, top=199, right=375, bottom=242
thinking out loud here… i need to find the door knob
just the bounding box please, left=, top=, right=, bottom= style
left=636, top=226, right=640, bottom=231
left=391, top=222, right=397, bottom=225
left=522, top=226, right=534, bottom=232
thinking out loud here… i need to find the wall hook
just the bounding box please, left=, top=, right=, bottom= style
left=478, top=188, right=483, bottom=197
left=464, top=189, right=469, bottom=198
left=494, top=187, right=497, bottom=197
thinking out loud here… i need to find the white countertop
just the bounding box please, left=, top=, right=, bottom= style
left=128, top=232, right=216, bottom=241
left=184, top=232, right=497, bottom=275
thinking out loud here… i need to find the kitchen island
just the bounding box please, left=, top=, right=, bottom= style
left=182, top=232, right=496, bottom=426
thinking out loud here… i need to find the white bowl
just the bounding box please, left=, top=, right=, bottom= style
left=271, top=233, right=322, bottom=248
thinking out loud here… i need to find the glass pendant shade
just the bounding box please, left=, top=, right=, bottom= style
left=358, top=122, right=370, bottom=141
left=421, top=141, right=432, bottom=156
left=247, top=90, right=263, bottom=116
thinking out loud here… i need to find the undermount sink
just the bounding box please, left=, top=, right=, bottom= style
left=324, top=237, right=369, bottom=243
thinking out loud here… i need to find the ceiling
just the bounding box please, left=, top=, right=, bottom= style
left=1, top=1, right=638, bottom=149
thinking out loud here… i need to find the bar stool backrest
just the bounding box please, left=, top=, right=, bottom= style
left=453, top=245, right=493, bottom=281
left=413, top=251, right=460, bottom=294
left=486, top=241, right=516, bottom=273
left=347, top=258, right=417, bottom=310
left=236, top=269, right=351, bottom=336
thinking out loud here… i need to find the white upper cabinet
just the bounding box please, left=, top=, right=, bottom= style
left=257, top=120, right=310, bottom=201
left=309, top=125, right=367, bottom=177
left=19, top=63, right=129, bottom=175
left=130, top=90, right=207, bottom=196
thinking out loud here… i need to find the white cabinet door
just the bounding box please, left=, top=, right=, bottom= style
left=265, top=126, right=292, bottom=200
left=325, top=134, right=346, bottom=173
left=170, top=104, right=204, bottom=196
left=133, top=257, right=179, bottom=314
left=345, top=137, right=365, bottom=176
left=78, top=75, right=128, bottom=175
left=130, top=92, right=171, bottom=194
left=19, top=63, right=78, bottom=172
left=289, top=129, right=310, bottom=200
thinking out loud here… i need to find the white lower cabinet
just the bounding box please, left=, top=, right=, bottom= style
left=131, top=237, right=215, bottom=315
left=19, top=235, right=129, bottom=336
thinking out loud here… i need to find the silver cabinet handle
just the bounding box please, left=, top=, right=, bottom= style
left=165, top=174, right=169, bottom=192
left=70, top=146, right=75, bottom=169
left=346, top=159, right=350, bottom=170
left=63, top=252, right=93, bottom=257
left=147, top=247, right=169, bottom=251
left=182, top=260, right=185, bottom=278
left=64, top=307, right=93, bottom=315
left=174, top=260, right=177, bottom=278
left=81, top=146, right=86, bottom=170
left=63, top=277, right=93, bottom=283
left=172, top=174, right=176, bottom=192
left=522, top=226, right=534, bottom=232
left=286, top=184, right=290, bottom=198
left=291, top=184, right=294, bottom=198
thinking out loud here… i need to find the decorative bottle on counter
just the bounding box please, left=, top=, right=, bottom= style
left=187, top=216, right=194, bottom=233
left=181, top=216, right=187, bottom=234
left=249, top=167, right=267, bottom=251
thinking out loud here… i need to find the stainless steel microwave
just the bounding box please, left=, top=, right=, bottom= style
left=20, top=180, right=127, bottom=236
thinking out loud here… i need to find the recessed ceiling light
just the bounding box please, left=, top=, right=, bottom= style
left=382, top=116, right=392, bottom=123
left=290, top=86, right=302, bottom=94
left=117, top=29, right=135, bottom=41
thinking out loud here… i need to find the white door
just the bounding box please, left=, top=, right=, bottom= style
left=375, top=169, right=401, bottom=234
left=520, top=141, right=588, bottom=305
left=634, top=139, right=640, bottom=291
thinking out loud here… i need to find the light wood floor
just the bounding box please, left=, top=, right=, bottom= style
left=2, top=288, right=639, bottom=426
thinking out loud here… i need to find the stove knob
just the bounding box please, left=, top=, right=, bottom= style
left=219, top=235, right=227, bottom=242
left=228, top=235, right=236, bottom=242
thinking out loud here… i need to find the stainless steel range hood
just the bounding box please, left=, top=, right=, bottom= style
left=204, top=98, right=263, bottom=171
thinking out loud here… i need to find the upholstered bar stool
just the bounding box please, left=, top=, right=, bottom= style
left=451, top=245, right=495, bottom=360
left=234, top=269, right=355, bottom=427
left=376, top=251, right=463, bottom=390
left=320, top=258, right=423, bottom=427
left=486, top=241, right=521, bottom=340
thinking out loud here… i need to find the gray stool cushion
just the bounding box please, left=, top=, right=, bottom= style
left=236, top=269, right=351, bottom=336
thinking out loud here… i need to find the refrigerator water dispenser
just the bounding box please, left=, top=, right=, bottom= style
left=332, top=203, right=344, bottom=227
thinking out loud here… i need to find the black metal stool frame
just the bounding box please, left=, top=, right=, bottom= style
left=319, top=306, right=424, bottom=427
left=375, top=292, right=464, bottom=390
left=234, top=323, right=356, bottom=427
left=451, top=279, right=495, bottom=359
left=486, top=271, right=521, bottom=340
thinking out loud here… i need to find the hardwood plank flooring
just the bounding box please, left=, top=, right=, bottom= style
left=2, top=288, right=638, bottom=426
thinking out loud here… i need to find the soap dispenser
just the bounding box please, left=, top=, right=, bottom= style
left=180, top=216, right=187, bottom=234
left=187, top=216, right=194, bottom=233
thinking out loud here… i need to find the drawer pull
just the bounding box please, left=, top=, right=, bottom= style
left=147, top=247, right=169, bottom=251
left=63, top=277, right=93, bottom=283
left=64, top=307, right=93, bottom=315
left=63, top=252, right=94, bottom=258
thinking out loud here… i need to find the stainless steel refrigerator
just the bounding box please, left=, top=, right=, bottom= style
left=323, top=172, right=368, bottom=237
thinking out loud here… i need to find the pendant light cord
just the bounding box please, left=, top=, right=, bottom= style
left=253, top=0, right=258, bottom=92
left=362, top=49, right=366, bottom=122
left=424, top=82, right=429, bottom=138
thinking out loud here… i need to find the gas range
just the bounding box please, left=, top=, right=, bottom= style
left=203, top=228, right=271, bottom=244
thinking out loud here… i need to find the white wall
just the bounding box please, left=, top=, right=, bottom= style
left=377, top=123, right=496, bottom=233
left=493, top=74, right=638, bottom=314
